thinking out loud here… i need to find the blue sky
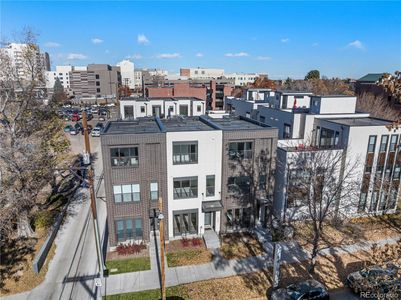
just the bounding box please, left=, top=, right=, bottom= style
left=1, top=1, right=400, bottom=79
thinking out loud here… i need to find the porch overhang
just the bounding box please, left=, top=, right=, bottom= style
left=202, top=200, right=223, bottom=212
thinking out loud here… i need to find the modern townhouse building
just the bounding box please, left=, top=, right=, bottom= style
left=119, top=97, right=206, bottom=119
left=101, top=115, right=278, bottom=247
left=225, top=73, right=261, bottom=86
left=226, top=93, right=401, bottom=220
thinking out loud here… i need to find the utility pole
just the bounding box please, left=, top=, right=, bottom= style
left=82, top=111, right=105, bottom=276
left=158, top=197, right=166, bottom=300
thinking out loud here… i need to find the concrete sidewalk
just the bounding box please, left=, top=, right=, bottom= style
left=101, top=235, right=401, bottom=297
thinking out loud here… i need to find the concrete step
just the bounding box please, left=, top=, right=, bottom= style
left=203, top=230, right=220, bottom=250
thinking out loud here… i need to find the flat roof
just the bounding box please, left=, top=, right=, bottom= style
left=202, top=115, right=271, bottom=131
left=103, top=118, right=161, bottom=134
left=161, top=117, right=213, bottom=132
left=323, top=117, right=392, bottom=127
left=104, top=115, right=274, bottom=135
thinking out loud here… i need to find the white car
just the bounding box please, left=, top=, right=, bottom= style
left=91, top=128, right=101, bottom=137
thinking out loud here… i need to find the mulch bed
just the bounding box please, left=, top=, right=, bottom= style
left=166, top=237, right=205, bottom=253
left=106, top=246, right=149, bottom=261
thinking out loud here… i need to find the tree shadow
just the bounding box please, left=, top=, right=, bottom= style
left=0, top=237, right=37, bottom=293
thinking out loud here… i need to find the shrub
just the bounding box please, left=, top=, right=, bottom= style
left=191, top=237, right=202, bottom=247
left=116, top=242, right=146, bottom=256
left=34, top=210, right=56, bottom=230
left=181, top=238, right=190, bottom=247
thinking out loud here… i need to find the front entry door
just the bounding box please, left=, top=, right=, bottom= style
left=204, top=212, right=215, bottom=230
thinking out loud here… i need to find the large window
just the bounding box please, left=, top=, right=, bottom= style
left=113, top=184, right=140, bottom=203
left=228, top=176, right=251, bottom=195
left=380, top=135, right=389, bottom=152
left=150, top=182, right=158, bottom=201
left=179, top=105, right=189, bottom=116
left=389, top=135, right=398, bottom=152
left=206, top=175, right=215, bottom=197
left=228, top=142, right=253, bottom=160
left=173, top=210, right=197, bottom=236
left=368, top=135, right=377, bottom=153
left=226, top=208, right=251, bottom=230
left=173, top=142, right=198, bottom=164
left=115, top=219, right=142, bottom=243
left=283, top=124, right=292, bottom=139
left=110, top=147, right=139, bottom=167
left=319, top=128, right=339, bottom=148
left=124, top=106, right=134, bottom=118
left=173, top=177, right=198, bottom=199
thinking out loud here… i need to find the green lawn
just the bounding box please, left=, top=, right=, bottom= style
left=103, top=285, right=188, bottom=300
left=106, top=257, right=151, bottom=275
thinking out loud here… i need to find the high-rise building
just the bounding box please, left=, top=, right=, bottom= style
left=117, top=60, right=135, bottom=89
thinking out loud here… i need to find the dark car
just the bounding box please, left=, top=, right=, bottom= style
left=346, top=265, right=398, bottom=294
left=80, top=124, right=93, bottom=135
left=270, top=280, right=329, bottom=300
left=64, top=125, right=73, bottom=132
left=95, top=122, right=104, bottom=130
left=74, top=122, right=83, bottom=131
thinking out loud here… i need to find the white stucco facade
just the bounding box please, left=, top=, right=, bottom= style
left=120, top=98, right=206, bottom=119
left=166, top=130, right=223, bottom=239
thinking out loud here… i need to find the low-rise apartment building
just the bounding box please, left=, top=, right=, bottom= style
left=101, top=116, right=278, bottom=246
left=119, top=97, right=206, bottom=119
left=226, top=93, right=401, bottom=220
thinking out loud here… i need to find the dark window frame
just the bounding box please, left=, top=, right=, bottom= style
left=110, top=146, right=139, bottom=167
left=173, top=176, right=198, bottom=199
left=228, top=141, right=253, bottom=160
left=173, top=141, right=198, bottom=165
left=115, top=218, right=143, bottom=243
left=206, top=175, right=215, bottom=197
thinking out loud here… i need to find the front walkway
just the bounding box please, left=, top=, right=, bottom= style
left=101, top=235, right=400, bottom=297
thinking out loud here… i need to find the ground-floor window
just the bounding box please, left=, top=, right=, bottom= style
left=173, top=210, right=198, bottom=236
left=115, top=218, right=143, bottom=243
left=226, top=207, right=251, bottom=230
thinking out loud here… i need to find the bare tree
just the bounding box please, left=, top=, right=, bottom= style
left=286, top=148, right=360, bottom=273
left=0, top=28, right=70, bottom=239
left=356, top=92, right=400, bottom=121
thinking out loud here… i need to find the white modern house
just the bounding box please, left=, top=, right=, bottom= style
left=164, top=120, right=223, bottom=239
left=226, top=93, right=401, bottom=220
left=119, top=97, right=206, bottom=119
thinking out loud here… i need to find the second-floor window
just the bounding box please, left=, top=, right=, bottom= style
left=173, top=177, right=198, bottom=199
left=110, top=147, right=139, bottom=167
left=228, top=176, right=251, bottom=194
left=228, top=142, right=252, bottom=160
left=283, top=124, right=291, bottom=139
left=173, top=142, right=198, bottom=164
left=113, top=184, right=140, bottom=203
left=150, top=182, right=158, bottom=201
left=206, top=175, right=215, bottom=197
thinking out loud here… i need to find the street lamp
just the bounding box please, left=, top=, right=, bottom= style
left=158, top=198, right=166, bottom=300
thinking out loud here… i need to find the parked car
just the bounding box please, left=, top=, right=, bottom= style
left=270, top=280, right=329, bottom=300
left=91, top=127, right=101, bottom=137
left=71, top=112, right=80, bottom=122
left=95, top=122, right=104, bottom=130
left=69, top=127, right=78, bottom=135
left=91, top=107, right=99, bottom=114
left=81, top=124, right=93, bottom=135
left=346, top=265, right=398, bottom=294
left=74, top=122, right=83, bottom=132
left=64, top=125, right=73, bottom=132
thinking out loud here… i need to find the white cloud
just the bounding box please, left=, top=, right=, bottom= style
left=157, top=53, right=181, bottom=59
left=257, top=56, right=271, bottom=61
left=91, top=38, right=103, bottom=44
left=44, top=41, right=60, bottom=48
left=347, top=40, right=365, bottom=50
left=67, top=53, right=88, bottom=60
left=281, top=38, right=290, bottom=43
left=126, top=53, right=142, bottom=59
left=224, top=52, right=249, bottom=57
left=196, top=53, right=203, bottom=57
left=137, top=34, right=150, bottom=45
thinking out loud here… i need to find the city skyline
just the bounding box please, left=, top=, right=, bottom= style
left=1, top=1, right=400, bottom=79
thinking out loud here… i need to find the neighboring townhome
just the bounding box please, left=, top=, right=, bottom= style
left=101, top=115, right=278, bottom=247
left=119, top=97, right=206, bottom=119
left=226, top=93, right=401, bottom=221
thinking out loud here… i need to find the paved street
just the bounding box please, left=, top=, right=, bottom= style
left=4, top=115, right=108, bottom=300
